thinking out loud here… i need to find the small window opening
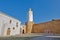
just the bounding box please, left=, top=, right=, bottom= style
left=16, top=22, right=18, bottom=27
left=8, top=28, right=10, bottom=30
left=10, top=20, right=12, bottom=23
left=13, top=27, right=15, bottom=30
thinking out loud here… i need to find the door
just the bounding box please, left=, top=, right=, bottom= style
left=6, top=28, right=10, bottom=35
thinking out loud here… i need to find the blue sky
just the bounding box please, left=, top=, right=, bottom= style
left=0, top=0, right=60, bottom=24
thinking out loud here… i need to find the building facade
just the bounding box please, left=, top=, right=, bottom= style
left=0, top=12, right=22, bottom=36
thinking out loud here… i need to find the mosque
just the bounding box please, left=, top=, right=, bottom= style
left=0, top=8, right=60, bottom=36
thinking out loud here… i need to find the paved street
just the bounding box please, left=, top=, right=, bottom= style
left=0, top=33, right=60, bottom=40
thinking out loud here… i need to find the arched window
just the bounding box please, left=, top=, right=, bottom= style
left=16, top=22, right=18, bottom=27
left=10, top=20, right=12, bottom=23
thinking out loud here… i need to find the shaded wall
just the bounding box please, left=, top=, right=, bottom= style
left=32, top=20, right=60, bottom=34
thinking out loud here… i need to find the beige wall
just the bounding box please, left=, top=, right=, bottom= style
left=32, top=20, right=60, bottom=34
left=26, top=22, right=34, bottom=33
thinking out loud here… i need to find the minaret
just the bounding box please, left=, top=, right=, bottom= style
left=26, top=8, right=34, bottom=33
left=28, top=8, right=33, bottom=22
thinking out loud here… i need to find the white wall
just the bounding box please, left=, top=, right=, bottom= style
left=0, top=12, right=21, bottom=36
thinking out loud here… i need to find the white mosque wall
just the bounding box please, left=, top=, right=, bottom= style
left=0, top=12, right=21, bottom=36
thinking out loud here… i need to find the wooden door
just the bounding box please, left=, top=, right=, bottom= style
left=6, top=28, right=10, bottom=35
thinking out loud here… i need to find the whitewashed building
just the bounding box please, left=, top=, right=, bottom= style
left=0, top=12, right=22, bottom=36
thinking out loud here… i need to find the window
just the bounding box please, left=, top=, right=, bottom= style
left=16, top=22, right=18, bottom=27
left=10, top=20, right=12, bottom=23
left=8, top=28, right=10, bottom=29
left=13, top=27, right=15, bottom=30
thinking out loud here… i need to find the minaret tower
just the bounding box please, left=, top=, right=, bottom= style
left=26, top=8, right=34, bottom=33
left=28, top=8, right=33, bottom=22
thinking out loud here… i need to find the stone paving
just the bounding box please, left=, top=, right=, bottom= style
left=0, top=33, right=60, bottom=40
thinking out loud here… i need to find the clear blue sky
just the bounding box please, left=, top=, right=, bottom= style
left=0, top=0, right=60, bottom=24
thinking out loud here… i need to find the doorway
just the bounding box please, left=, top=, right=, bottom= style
left=22, top=30, right=24, bottom=34
left=6, top=28, right=10, bottom=35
